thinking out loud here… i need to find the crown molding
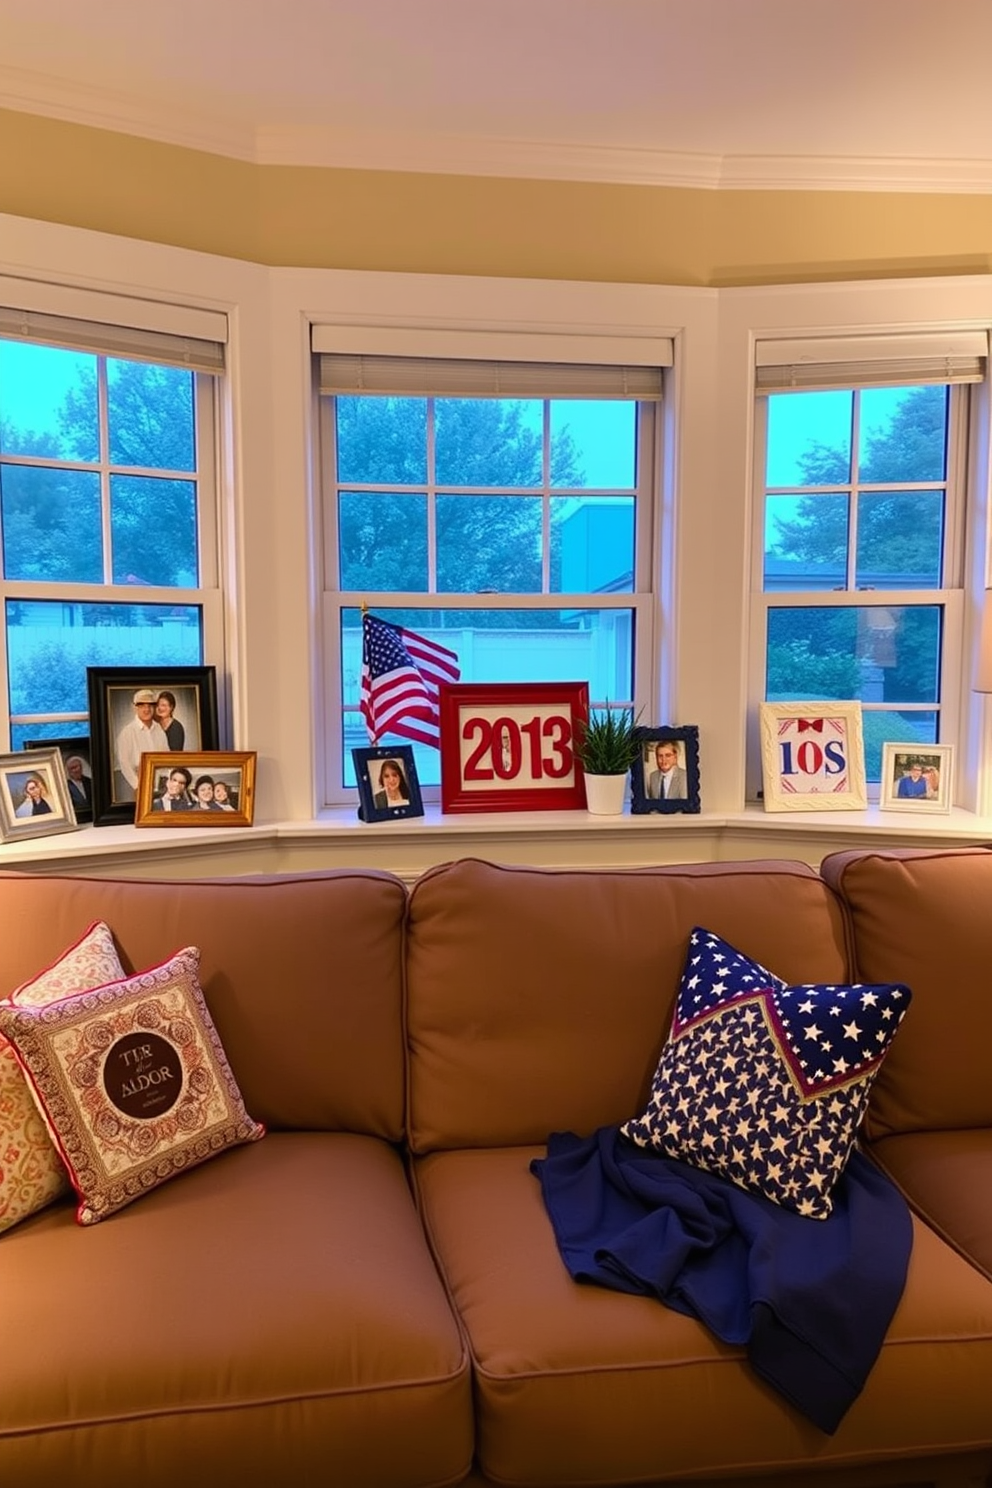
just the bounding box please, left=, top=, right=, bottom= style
left=2, top=65, right=992, bottom=194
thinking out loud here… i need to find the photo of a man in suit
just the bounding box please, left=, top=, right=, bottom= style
left=646, top=739, right=688, bottom=800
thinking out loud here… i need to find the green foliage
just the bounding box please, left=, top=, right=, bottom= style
left=573, top=703, right=642, bottom=775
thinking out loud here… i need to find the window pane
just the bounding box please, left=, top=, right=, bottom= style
left=11, top=720, right=89, bottom=751
left=110, top=475, right=198, bottom=586
left=0, top=341, right=98, bottom=461
left=764, top=494, right=848, bottom=591
left=551, top=400, right=634, bottom=488
left=339, top=491, right=428, bottom=590
left=435, top=398, right=542, bottom=487
left=766, top=605, right=941, bottom=703
left=7, top=599, right=202, bottom=716
left=855, top=491, right=943, bottom=589
left=340, top=604, right=634, bottom=786
left=108, top=360, right=195, bottom=471
left=436, top=496, right=541, bottom=592
left=0, top=464, right=102, bottom=582
left=858, top=386, right=946, bottom=482
left=861, top=708, right=937, bottom=784
left=767, top=391, right=852, bottom=486
left=336, top=396, right=427, bottom=484
left=552, top=496, right=634, bottom=593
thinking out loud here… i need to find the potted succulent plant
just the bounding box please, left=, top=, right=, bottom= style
left=573, top=702, right=642, bottom=815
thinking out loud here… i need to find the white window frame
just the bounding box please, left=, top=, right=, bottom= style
left=0, top=302, right=226, bottom=750
left=315, top=359, right=668, bottom=807
left=746, top=376, right=974, bottom=801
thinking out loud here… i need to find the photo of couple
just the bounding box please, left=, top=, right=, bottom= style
left=113, top=686, right=199, bottom=804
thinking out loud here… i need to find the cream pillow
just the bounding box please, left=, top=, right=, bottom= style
left=0, top=945, right=264, bottom=1225
left=0, top=923, right=125, bottom=1234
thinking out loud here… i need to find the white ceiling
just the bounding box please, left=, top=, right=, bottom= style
left=1, top=0, right=991, bottom=190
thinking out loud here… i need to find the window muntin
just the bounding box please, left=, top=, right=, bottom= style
left=756, top=382, right=964, bottom=786
left=0, top=336, right=218, bottom=748
left=323, top=382, right=658, bottom=802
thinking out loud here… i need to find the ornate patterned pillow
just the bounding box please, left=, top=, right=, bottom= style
left=620, top=927, right=912, bottom=1218
left=0, top=946, right=264, bottom=1225
left=0, top=922, right=125, bottom=1234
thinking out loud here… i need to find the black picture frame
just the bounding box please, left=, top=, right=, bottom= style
left=352, top=745, right=424, bottom=823
left=87, top=666, right=219, bottom=826
left=629, top=725, right=701, bottom=814
left=25, top=735, right=94, bottom=823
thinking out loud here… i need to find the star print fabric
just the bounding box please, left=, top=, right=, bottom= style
left=620, top=928, right=912, bottom=1219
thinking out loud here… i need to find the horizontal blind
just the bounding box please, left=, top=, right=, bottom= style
left=318, top=353, right=665, bottom=399
left=756, top=331, right=988, bottom=393
left=0, top=305, right=225, bottom=374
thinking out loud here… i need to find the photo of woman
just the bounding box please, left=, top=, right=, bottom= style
left=14, top=774, right=54, bottom=818
left=373, top=758, right=410, bottom=810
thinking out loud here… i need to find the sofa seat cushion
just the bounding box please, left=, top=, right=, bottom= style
left=0, top=1132, right=471, bottom=1488
left=869, top=1128, right=992, bottom=1283
left=414, top=1145, right=992, bottom=1487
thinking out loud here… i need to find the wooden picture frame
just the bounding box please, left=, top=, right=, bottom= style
left=758, top=701, right=867, bottom=811
left=87, top=666, right=219, bottom=826
left=0, top=748, right=80, bottom=843
left=25, top=735, right=93, bottom=822
left=352, top=745, right=424, bottom=822
left=630, top=726, right=701, bottom=814
left=135, top=752, right=256, bottom=827
left=438, top=681, right=590, bottom=813
left=879, top=742, right=953, bottom=814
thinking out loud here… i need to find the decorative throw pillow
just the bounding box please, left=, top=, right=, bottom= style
left=620, top=927, right=912, bottom=1219
left=0, top=946, right=264, bottom=1225
left=0, top=922, right=125, bottom=1234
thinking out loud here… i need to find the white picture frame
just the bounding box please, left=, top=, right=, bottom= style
left=879, top=742, right=953, bottom=814
left=758, top=702, right=867, bottom=812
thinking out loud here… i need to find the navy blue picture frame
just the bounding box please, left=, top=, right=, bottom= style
left=353, top=745, right=424, bottom=822
left=630, top=725, right=701, bottom=814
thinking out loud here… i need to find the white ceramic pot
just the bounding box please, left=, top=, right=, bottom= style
left=583, top=772, right=628, bottom=816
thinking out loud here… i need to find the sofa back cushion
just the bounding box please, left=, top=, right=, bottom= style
left=821, top=846, right=992, bottom=1138
left=405, top=857, right=851, bottom=1153
left=0, top=870, right=408, bottom=1140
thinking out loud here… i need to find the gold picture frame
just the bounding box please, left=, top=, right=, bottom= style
left=135, top=752, right=257, bottom=827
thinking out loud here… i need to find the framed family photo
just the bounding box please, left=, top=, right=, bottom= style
left=135, top=752, right=256, bottom=827
left=0, top=748, right=80, bottom=844
left=879, top=743, right=953, bottom=814
left=87, top=666, right=219, bottom=826
left=352, top=745, right=424, bottom=822
left=25, top=735, right=93, bottom=822
left=758, top=701, right=867, bottom=812
left=630, top=726, right=701, bottom=814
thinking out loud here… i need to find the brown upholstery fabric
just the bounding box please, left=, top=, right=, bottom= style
left=869, top=1130, right=992, bottom=1284
left=406, top=858, right=851, bottom=1153
left=821, top=848, right=992, bottom=1137
left=415, top=1145, right=992, bottom=1487
left=0, top=870, right=408, bottom=1139
left=0, top=1133, right=471, bottom=1488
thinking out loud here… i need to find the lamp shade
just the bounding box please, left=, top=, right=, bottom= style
left=976, top=590, right=992, bottom=692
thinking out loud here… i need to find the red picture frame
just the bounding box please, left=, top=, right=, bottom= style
left=439, top=681, right=590, bottom=813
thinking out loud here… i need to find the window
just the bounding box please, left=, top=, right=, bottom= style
left=0, top=305, right=224, bottom=751
left=750, top=332, right=986, bottom=788
left=316, top=352, right=666, bottom=800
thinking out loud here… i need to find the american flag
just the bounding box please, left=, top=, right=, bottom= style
left=360, top=613, right=461, bottom=748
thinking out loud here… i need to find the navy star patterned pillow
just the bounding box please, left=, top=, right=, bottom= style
left=620, top=928, right=912, bottom=1219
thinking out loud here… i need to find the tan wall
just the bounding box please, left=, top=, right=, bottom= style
left=4, top=108, right=992, bottom=285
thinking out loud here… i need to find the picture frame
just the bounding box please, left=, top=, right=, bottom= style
left=135, top=752, right=256, bottom=827
left=630, top=725, right=701, bottom=814
left=879, top=742, right=953, bottom=814
left=758, top=701, right=867, bottom=812
left=438, top=681, right=590, bottom=813
left=87, top=666, right=219, bottom=826
left=0, top=748, right=80, bottom=844
left=25, top=735, right=94, bottom=822
left=352, top=745, right=424, bottom=822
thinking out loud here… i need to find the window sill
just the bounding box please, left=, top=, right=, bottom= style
left=1, top=802, right=990, bottom=881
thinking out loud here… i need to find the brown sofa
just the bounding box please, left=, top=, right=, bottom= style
left=0, top=852, right=989, bottom=1488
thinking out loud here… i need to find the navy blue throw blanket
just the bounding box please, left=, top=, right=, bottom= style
left=531, top=1128, right=912, bottom=1434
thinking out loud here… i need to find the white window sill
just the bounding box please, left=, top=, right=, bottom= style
left=1, top=803, right=990, bottom=881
